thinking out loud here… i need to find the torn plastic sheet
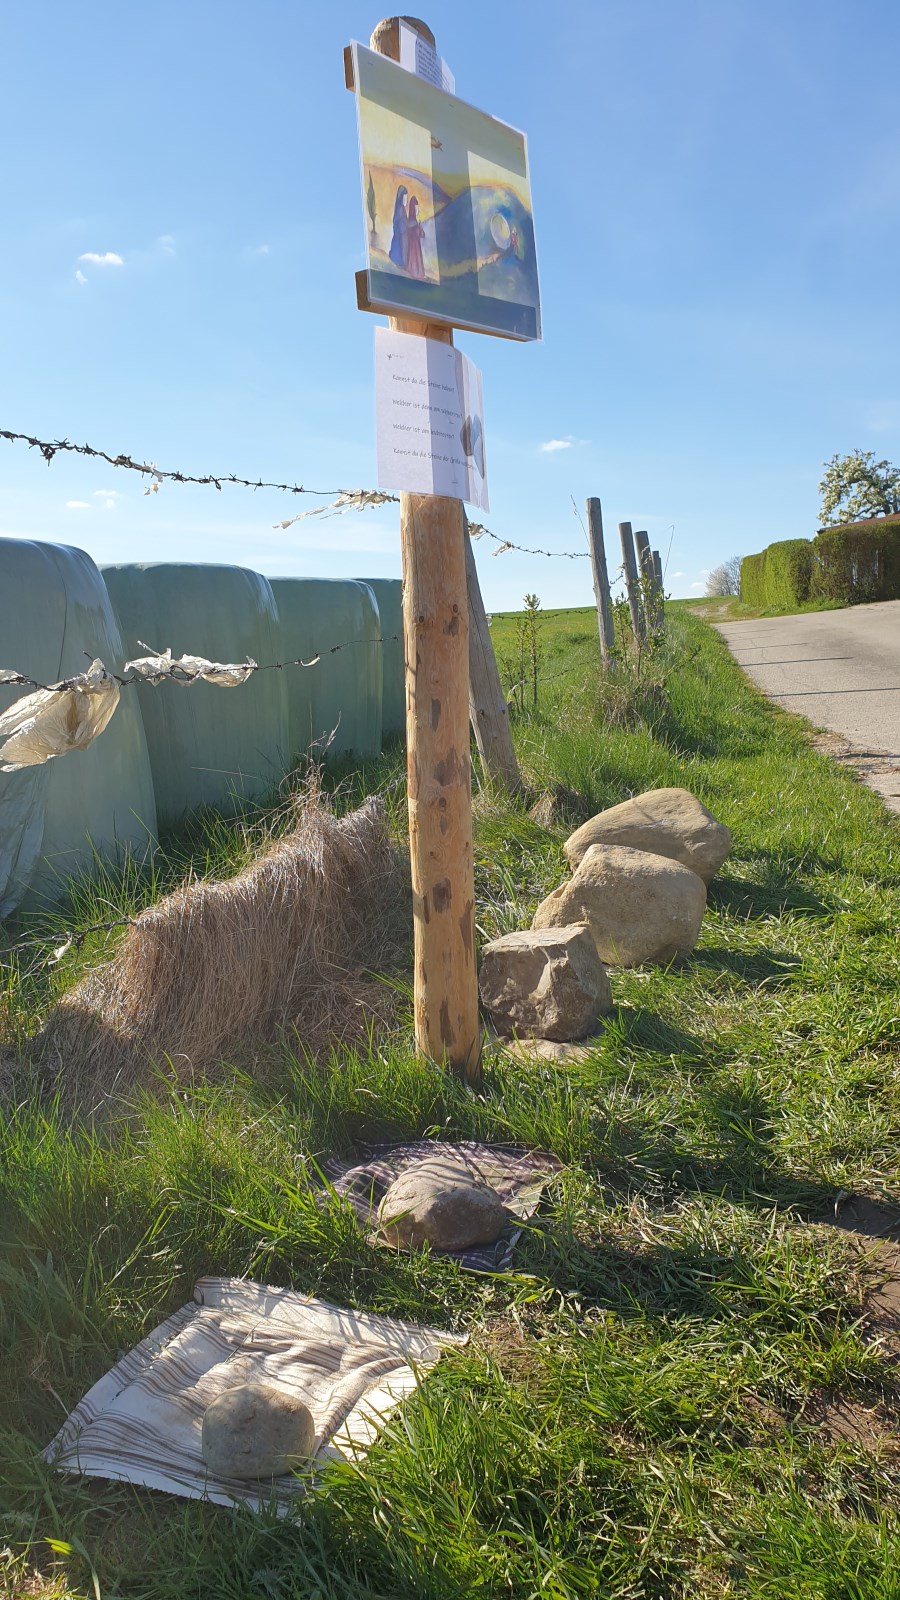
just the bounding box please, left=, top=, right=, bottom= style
left=0, top=660, right=120, bottom=771
left=124, top=644, right=257, bottom=687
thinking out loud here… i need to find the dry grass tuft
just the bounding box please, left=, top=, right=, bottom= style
left=40, top=779, right=407, bottom=1105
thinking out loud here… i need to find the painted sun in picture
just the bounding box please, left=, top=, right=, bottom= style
left=353, top=42, right=541, bottom=342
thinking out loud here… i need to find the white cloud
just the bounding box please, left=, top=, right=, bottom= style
left=157, top=234, right=176, bottom=256
left=690, top=582, right=704, bottom=590
left=65, top=500, right=90, bottom=510
left=672, top=570, right=685, bottom=578
left=78, top=251, right=124, bottom=267
left=74, top=269, right=87, bottom=286
left=539, top=438, right=573, bottom=453
left=244, top=243, right=271, bottom=259
left=94, top=489, right=120, bottom=511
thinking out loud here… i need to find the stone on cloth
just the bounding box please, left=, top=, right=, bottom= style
left=322, top=1141, right=562, bottom=1273
left=377, top=1155, right=508, bottom=1250
left=201, top=1383, right=315, bottom=1480
left=533, top=843, right=706, bottom=967
left=479, top=925, right=612, bottom=1041
left=563, top=787, right=731, bottom=884
left=43, top=1277, right=464, bottom=1512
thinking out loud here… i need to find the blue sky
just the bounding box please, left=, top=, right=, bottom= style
left=2, top=0, right=898, bottom=609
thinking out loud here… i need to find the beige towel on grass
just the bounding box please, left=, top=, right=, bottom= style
left=44, top=1276, right=465, bottom=1511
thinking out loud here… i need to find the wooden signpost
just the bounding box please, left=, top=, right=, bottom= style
left=346, top=16, right=540, bottom=1080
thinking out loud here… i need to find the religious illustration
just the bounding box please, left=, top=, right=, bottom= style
left=353, top=43, right=541, bottom=342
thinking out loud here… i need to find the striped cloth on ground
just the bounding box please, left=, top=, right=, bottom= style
left=44, top=1276, right=465, bottom=1511
left=321, top=1140, right=563, bottom=1273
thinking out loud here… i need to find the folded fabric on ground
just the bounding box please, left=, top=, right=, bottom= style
left=322, top=1141, right=563, bottom=1272
left=44, top=1276, right=465, bottom=1511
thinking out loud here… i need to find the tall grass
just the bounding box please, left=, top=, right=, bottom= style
left=2, top=607, right=900, bottom=1598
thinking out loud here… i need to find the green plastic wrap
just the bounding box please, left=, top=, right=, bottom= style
left=0, top=539, right=157, bottom=915
left=269, top=579, right=383, bottom=763
left=103, top=563, right=288, bottom=826
left=357, top=577, right=404, bottom=738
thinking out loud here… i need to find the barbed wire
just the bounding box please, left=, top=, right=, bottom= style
left=1, top=635, right=402, bottom=696
left=0, top=429, right=341, bottom=498
left=2, top=426, right=594, bottom=559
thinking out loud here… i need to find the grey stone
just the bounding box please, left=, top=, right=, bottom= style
left=377, top=1155, right=508, bottom=1250
left=564, top=787, right=731, bottom=884
left=533, top=843, right=706, bottom=967
left=479, top=924, right=612, bottom=1041
left=201, top=1383, right=315, bottom=1480
left=505, top=1033, right=604, bottom=1065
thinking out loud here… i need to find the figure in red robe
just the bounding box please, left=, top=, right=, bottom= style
left=405, top=195, right=426, bottom=280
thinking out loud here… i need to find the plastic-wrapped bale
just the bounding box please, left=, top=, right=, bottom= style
left=269, top=578, right=383, bottom=763
left=103, top=563, right=288, bottom=827
left=0, top=539, right=157, bottom=916
left=357, top=577, right=404, bottom=739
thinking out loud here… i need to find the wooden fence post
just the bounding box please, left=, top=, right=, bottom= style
left=618, top=521, right=645, bottom=644
left=586, top=497, right=615, bottom=666
left=370, top=16, right=481, bottom=1083
left=464, top=517, right=521, bottom=793
left=635, top=529, right=656, bottom=628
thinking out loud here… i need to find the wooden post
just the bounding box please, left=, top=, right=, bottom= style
left=652, top=550, right=664, bottom=593
left=464, top=516, right=521, bottom=793
left=634, top=529, right=655, bottom=628
left=586, top=497, right=615, bottom=665
left=370, top=17, right=481, bottom=1083
left=618, top=521, right=645, bottom=644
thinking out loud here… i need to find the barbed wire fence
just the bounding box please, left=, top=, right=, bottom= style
left=0, top=423, right=669, bottom=968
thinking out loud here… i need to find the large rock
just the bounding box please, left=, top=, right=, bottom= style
left=563, top=787, right=731, bottom=884
left=479, top=925, right=612, bottom=1041
left=376, top=1155, right=508, bottom=1251
left=201, top=1383, right=315, bottom=1479
left=533, top=843, right=706, bottom=967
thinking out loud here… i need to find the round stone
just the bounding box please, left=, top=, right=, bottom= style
left=201, top=1383, right=315, bottom=1480
left=377, top=1156, right=508, bottom=1251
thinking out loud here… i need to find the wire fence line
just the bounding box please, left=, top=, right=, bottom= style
left=2, top=426, right=592, bottom=560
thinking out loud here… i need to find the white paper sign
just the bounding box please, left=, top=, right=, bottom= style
left=375, top=329, right=489, bottom=511
left=398, top=20, right=455, bottom=95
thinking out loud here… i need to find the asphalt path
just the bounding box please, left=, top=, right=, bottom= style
left=714, top=600, right=900, bottom=814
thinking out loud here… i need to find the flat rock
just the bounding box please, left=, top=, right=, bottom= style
left=201, top=1383, right=315, bottom=1479
left=563, top=787, right=731, bottom=884
left=504, top=1034, right=603, bottom=1065
left=377, top=1155, right=508, bottom=1251
left=479, top=924, right=612, bottom=1042
left=533, top=843, right=706, bottom=967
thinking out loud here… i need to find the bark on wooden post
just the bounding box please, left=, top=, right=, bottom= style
left=652, top=550, right=664, bottom=593
left=464, top=517, right=521, bottom=792
left=586, top=497, right=615, bottom=665
left=635, top=529, right=655, bottom=629
left=370, top=16, right=481, bottom=1083
left=618, top=521, right=645, bottom=644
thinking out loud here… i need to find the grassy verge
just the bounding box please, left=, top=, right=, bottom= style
left=2, top=605, right=900, bottom=1599
left=683, top=595, right=845, bottom=622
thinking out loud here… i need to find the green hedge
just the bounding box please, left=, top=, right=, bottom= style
left=740, top=519, right=900, bottom=610
left=812, top=519, right=900, bottom=606
left=740, top=552, right=767, bottom=607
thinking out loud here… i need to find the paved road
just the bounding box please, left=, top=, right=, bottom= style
left=715, top=600, right=900, bottom=814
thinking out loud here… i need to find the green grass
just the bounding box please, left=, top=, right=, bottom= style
left=2, top=605, right=900, bottom=1598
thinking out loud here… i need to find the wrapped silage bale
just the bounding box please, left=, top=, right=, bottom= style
left=268, top=579, right=383, bottom=763
left=103, top=563, right=288, bottom=827
left=357, top=577, right=404, bottom=738
left=0, top=539, right=157, bottom=916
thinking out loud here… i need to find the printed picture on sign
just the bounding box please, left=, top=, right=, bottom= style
left=353, top=42, right=541, bottom=342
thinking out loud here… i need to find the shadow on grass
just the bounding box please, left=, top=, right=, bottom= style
left=690, top=947, right=804, bottom=985
left=708, top=875, right=835, bottom=920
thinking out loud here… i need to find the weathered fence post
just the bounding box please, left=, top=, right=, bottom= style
left=369, top=16, right=481, bottom=1083
left=586, top=497, right=615, bottom=665
left=618, top=521, right=645, bottom=644
left=651, top=549, right=665, bottom=626
left=635, top=529, right=656, bottom=629
left=464, top=517, right=521, bottom=793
